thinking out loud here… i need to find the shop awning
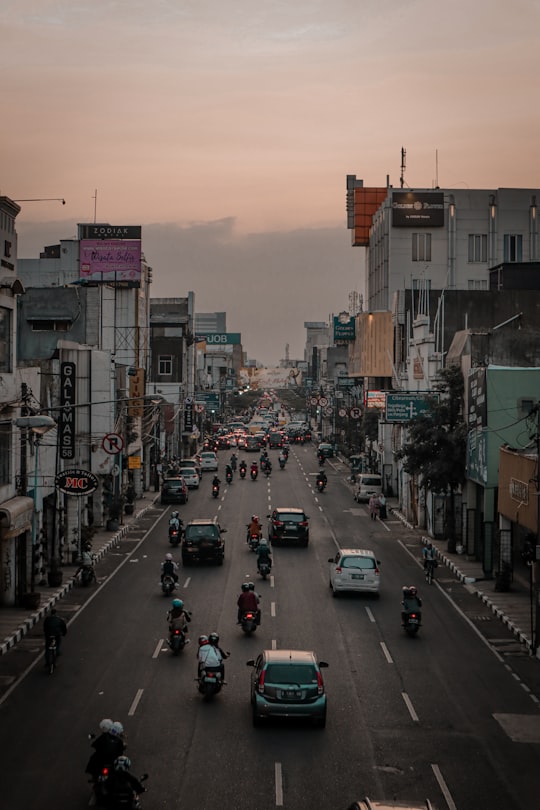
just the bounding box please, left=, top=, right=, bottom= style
left=0, top=496, right=34, bottom=539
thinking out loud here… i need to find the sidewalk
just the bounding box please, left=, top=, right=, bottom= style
left=0, top=491, right=159, bottom=655
left=334, top=453, right=537, bottom=659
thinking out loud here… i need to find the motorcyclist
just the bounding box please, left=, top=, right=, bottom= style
left=264, top=459, right=272, bottom=475
left=401, top=585, right=422, bottom=626
left=316, top=468, right=327, bottom=487
left=167, top=598, right=191, bottom=638
left=105, top=756, right=146, bottom=806
left=208, top=631, right=229, bottom=678
left=169, top=511, right=183, bottom=532
left=250, top=461, right=258, bottom=478
left=278, top=450, right=287, bottom=467
left=197, top=634, right=223, bottom=677
left=239, top=458, right=247, bottom=472
left=85, top=718, right=124, bottom=780
left=225, top=464, right=233, bottom=482
left=247, top=515, right=262, bottom=540
left=256, top=539, right=272, bottom=573
left=212, top=474, right=221, bottom=489
left=161, top=553, right=179, bottom=583
left=75, top=541, right=95, bottom=582
left=237, top=582, right=261, bottom=625
left=260, top=450, right=268, bottom=469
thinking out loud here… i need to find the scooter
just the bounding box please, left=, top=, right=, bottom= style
left=403, top=611, right=421, bottom=636
left=248, top=533, right=260, bottom=552
left=212, top=483, right=220, bottom=498
left=250, top=466, right=258, bottom=481
left=316, top=478, right=327, bottom=492
left=239, top=465, right=247, bottom=479
left=168, top=526, right=181, bottom=547
left=93, top=766, right=148, bottom=809
left=258, top=561, right=271, bottom=580
left=241, top=610, right=258, bottom=634
left=161, top=574, right=176, bottom=596
left=169, top=627, right=187, bottom=655
left=79, top=564, right=96, bottom=586
left=197, top=666, right=225, bottom=699
left=226, top=469, right=233, bottom=485
left=278, top=457, right=286, bottom=470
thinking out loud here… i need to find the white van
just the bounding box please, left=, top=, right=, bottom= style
left=354, top=474, right=383, bottom=503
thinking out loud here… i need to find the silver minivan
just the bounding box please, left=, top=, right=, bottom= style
left=354, top=473, right=382, bottom=503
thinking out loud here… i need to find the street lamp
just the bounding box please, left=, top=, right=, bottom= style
left=15, top=415, right=57, bottom=597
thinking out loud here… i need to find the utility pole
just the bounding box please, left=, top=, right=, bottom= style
left=534, top=404, right=540, bottom=656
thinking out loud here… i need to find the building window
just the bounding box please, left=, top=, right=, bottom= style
left=29, top=320, right=70, bottom=331
left=159, top=355, right=172, bottom=375
left=412, top=233, right=432, bottom=262
left=0, top=307, right=12, bottom=373
left=468, top=279, right=488, bottom=290
left=468, top=234, right=487, bottom=262
left=4, top=240, right=12, bottom=258
left=503, top=234, right=523, bottom=262
left=0, top=423, right=10, bottom=485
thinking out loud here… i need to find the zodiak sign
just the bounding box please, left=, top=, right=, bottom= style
left=55, top=468, right=99, bottom=496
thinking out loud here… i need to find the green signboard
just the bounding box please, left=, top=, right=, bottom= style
left=385, top=393, right=433, bottom=422
left=203, top=333, right=241, bottom=345
left=333, top=317, right=355, bottom=342
left=195, top=392, right=220, bottom=409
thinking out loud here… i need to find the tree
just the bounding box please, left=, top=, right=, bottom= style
left=397, top=364, right=467, bottom=551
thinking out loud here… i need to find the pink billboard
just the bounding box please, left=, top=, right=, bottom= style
left=79, top=239, right=141, bottom=283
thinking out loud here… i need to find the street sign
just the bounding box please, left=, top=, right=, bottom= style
left=338, top=408, right=347, bottom=417
left=102, top=433, right=124, bottom=454
left=319, top=396, right=328, bottom=407
left=55, top=468, right=99, bottom=496
left=310, top=397, right=318, bottom=406
left=349, top=407, right=361, bottom=419
left=324, top=406, right=333, bottom=417
left=385, top=393, right=433, bottom=422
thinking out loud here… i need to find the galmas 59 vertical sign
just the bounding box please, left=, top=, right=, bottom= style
left=60, top=361, right=76, bottom=460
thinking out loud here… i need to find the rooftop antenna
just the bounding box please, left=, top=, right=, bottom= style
left=284, top=343, right=290, bottom=363
left=400, top=147, right=406, bottom=188
left=93, top=189, right=98, bottom=223
left=434, top=149, right=439, bottom=188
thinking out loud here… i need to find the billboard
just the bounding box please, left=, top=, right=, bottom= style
left=79, top=239, right=142, bottom=283
left=240, top=367, right=303, bottom=390
left=391, top=191, right=444, bottom=227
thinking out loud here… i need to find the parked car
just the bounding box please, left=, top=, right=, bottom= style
left=179, top=467, right=200, bottom=489
left=200, top=451, right=219, bottom=471
left=160, top=476, right=188, bottom=505
left=328, top=548, right=380, bottom=596
left=247, top=649, right=328, bottom=728
left=354, top=473, right=383, bottom=503
left=267, top=507, right=310, bottom=547
left=181, top=518, right=226, bottom=565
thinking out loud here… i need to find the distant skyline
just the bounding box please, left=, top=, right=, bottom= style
left=4, top=0, right=540, bottom=363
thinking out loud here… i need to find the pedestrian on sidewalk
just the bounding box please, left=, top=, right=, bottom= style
left=369, top=495, right=380, bottom=520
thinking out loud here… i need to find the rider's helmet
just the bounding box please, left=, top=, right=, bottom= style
left=99, top=718, right=113, bottom=733
left=198, top=635, right=209, bottom=646
left=209, top=632, right=219, bottom=645
left=114, top=756, right=131, bottom=772
left=165, top=553, right=173, bottom=561
left=110, top=722, right=124, bottom=737
left=241, top=582, right=250, bottom=592
left=258, top=538, right=268, bottom=547
left=172, top=598, right=183, bottom=609
left=408, top=586, right=418, bottom=597
left=248, top=582, right=255, bottom=591
left=171, top=511, right=179, bottom=519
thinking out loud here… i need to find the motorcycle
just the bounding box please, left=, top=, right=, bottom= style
left=248, top=533, right=260, bottom=552
left=316, top=477, right=327, bottom=492
left=258, top=561, right=271, bottom=580
left=79, top=563, right=96, bottom=586
left=239, top=464, right=247, bottom=479
left=403, top=611, right=421, bottom=636
left=169, top=627, right=187, bottom=655
left=93, top=766, right=148, bottom=809
left=225, top=469, right=233, bottom=484
left=278, top=457, right=286, bottom=470
left=161, top=574, right=176, bottom=596
left=250, top=466, right=258, bottom=481
left=212, top=483, right=220, bottom=498
left=168, top=526, right=181, bottom=547
left=264, top=464, right=272, bottom=478
left=241, top=610, right=258, bottom=634
left=197, top=666, right=225, bottom=699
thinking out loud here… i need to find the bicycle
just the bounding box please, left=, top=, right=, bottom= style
left=424, top=559, right=436, bottom=585
left=45, top=635, right=58, bottom=674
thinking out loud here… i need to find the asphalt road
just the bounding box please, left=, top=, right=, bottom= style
left=1, top=445, right=540, bottom=810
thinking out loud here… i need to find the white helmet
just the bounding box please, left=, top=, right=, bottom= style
left=165, top=553, right=173, bottom=561
left=110, top=721, right=124, bottom=737
left=99, top=718, right=113, bottom=733
left=259, top=538, right=268, bottom=546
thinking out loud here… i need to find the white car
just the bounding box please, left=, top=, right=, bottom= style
left=328, top=548, right=381, bottom=596
left=179, top=467, right=200, bottom=489
left=200, top=451, right=218, bottom=471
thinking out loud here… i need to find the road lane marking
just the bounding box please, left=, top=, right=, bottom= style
left=275, top=762, right=283, bottom=806
left=380, top=642, right=393, bottom=664
left=401, top=692, right=418, bottom=721
left=272, top=639, right=277, bottom=649
left=183, top=577, right=191, bottom=588
left=128, top=688, right=144, bottom=716
left=431, top=763, right=458, bottom=810
left=270, top=575, right=275, bottom=587
left=152, top=640, right=164, bottom=658
left=271, top=602, right=276, bottom=617
left=365, top=607, right=376, bottom=622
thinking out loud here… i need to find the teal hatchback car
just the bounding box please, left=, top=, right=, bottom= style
left=247, top=649, right=329, bottom=728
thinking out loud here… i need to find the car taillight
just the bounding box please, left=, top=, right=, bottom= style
left=300, top=521, right=308, bottom=527
left=317, top=671, right=324, bottom=695
left=335, top=566, right=342, bottom=573
left=274, top=520, right=284, bottom=527
left=258, top=671, right=266, bottom=693
left=374, top=566, right=380, bottom=575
